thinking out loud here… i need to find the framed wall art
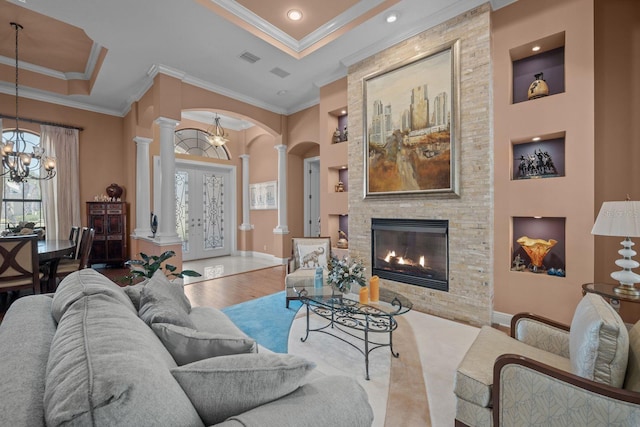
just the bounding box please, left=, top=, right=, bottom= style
left=249, top=181, right=277, bottom=210
left=364, top=39, right=460, bottom=197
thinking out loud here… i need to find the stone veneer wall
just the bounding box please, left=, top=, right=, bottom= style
left=347, top=4, right=492, bottom=326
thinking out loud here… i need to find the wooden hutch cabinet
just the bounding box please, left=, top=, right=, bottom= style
left=87, top=202, right=127, bottom=266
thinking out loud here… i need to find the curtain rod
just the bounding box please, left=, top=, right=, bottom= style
left=0, top=114, right=84, bottom=132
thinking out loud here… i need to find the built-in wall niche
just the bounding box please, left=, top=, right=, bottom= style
left=511, top=32, right=565, bottom=104
left=511, top=216, right=566, bottom=276
left=329, top=107, right=348, bottom=144
left=512, top=134, right=565, bottom=180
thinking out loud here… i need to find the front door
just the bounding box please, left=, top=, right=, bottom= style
left=175, top=163, right=232, bottom=261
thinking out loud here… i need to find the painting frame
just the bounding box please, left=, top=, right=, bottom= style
left=363, top=39, right=461, bottom=198
left=249, top=181, right=277, bottom=210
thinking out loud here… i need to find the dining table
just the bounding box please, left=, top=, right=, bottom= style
left=38, top=239, right=76, bottom=292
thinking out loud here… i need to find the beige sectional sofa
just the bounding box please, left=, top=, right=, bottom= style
left=0, top=269, right=373, bottom=426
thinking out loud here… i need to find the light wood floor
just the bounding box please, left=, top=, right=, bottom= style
left=183, top=265, right=286, bottom=308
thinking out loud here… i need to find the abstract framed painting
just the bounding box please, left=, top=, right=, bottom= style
left=363, top=39, right=460, bottom=197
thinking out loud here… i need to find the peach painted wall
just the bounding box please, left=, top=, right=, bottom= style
left=594, top=0, right=640, bottom=282
left=247, top=132, right=278, bottom=255
left=492, top=0, right=595, bottom=324
left=286, top=105, right=321, bottom=255
left=0, top=93, right=126, bottom=228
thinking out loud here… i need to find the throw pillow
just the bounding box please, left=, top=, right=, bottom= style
left=297, top=244, right=328, bottom=269
left=569, top=293, right=629, bottom=387
left=171, top=353, right=315, bottom=425
left=122, top=279, right=148, bottom=311
left=152, top=323, right=257, bottom=366
left=138, top=270, right=194, bottom=328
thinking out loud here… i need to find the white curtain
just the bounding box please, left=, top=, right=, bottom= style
left=0, top=118, right=3, bottom=213
left=41, top=125, right=80, bottom=240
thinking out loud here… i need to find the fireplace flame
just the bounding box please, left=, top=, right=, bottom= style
left=397, top=257, right=405, bottom=264
left=419, top=256, right=425, bottom=267
left=384, top=251, right=396, bottom=263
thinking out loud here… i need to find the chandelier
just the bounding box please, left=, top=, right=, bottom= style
left=1, top=23, right=56, bottom=183
left=206, top=114, right=229, bottom=147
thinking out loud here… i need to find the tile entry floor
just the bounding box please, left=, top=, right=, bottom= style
left=182, top=255, right=282, bottom=284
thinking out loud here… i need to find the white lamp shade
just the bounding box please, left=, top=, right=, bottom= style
left=591, top=201, right=640, bottom=237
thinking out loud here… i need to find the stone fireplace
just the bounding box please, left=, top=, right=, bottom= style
left=346, top=4, right=492, bottom=326
left=371, top=218, right=448, bottom=292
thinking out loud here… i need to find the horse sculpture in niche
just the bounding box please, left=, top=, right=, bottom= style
left=301, top=247, right=325, bottom=268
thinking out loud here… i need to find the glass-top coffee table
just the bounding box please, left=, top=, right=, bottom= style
left=294, top=285, right=412, bottom=380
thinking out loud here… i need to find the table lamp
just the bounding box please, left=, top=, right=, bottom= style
left=591, top=199, right=640, bottom=296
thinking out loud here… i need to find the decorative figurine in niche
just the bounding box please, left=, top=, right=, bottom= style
left=342, top=125, right=348, bottom=142
left=337, top=230, right=348, bottom=249
left=332, top=128, right=342, bottom=144
left=511, top=254, right=526, bottom=271
left=516, top=236, right=557, bottom=273
left=528, top=72, right=549, bottom=100
left=517, top=149, right=558, bottom=179
left=334, top=181, right=345, bottom=192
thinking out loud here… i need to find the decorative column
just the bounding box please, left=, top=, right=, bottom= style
left=133, top=136, right=152, bottom=237
left=273, top=144, right=289, bottom=234
left=239, top=154, right=253, bottom=231
left=155, top=117, right=181, bottom=243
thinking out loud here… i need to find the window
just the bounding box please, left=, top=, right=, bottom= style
left=1, top=130, right=44, bottom=229
left=174, top=128, right=230, bottom=160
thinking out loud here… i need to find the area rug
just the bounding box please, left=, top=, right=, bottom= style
left=221, top=291, right=302, bottom=353
left=288, top=309, right=479, bottom=427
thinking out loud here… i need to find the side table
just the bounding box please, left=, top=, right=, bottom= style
left=582, top=283, right=640, bottom=324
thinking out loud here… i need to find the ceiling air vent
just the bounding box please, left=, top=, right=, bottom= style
left=270, top=67, right=290, bottom=78
left=238, top=51, right=261, bottom=64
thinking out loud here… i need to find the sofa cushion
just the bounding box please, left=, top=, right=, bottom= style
left=122, top=278, right=149, bottom=310
left=454, top=326, right=571, bottom=408
left=0, top=295, right=56, bottom=427
left=44, top=293, right=203, bottom=427
left=51, top=268, right=136, bottom=322
left=623, top=320, right=640, bottom=392
left=152, top=323, right=257, bottom=366
left=139, top=270, right=194, bottom=328
left=569, top=293, right=629, bottom=387
left=171, top=353, right=315, bottom=425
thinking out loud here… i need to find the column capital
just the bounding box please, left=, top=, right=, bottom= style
left=155, top=117, right=180, bottom=127
left=133, top=136, right=152, bottom=146
left=274, top=144, right=287, bottom=153
left=239, top=154, right=250, bottom=160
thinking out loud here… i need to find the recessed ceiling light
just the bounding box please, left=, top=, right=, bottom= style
left=385, top=12, right=398, bottom=23
left=277, top=90, right=287, bottom=96
left=532, top=136, right=541, bottom=141
left=287, top=9, right=303, bottom=21
left=533, top=216, right=543, bottom=219
left=532, top=45, right=541, bottom=52
left=341, top=110, right=347, bottom=115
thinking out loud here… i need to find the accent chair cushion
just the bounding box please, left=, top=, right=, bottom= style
left=569, top=293, right=629, bottom=387
left=138, top=270, right=194, bottom=328
left=171, top=353, right=315, bottom=425
left=152, top=323, right=257, bottom=366
left=623, top=320, right=640, bottom=392
left=297, top=244, right=329, bottom=269
left=454, top=326, right=571, bottom=408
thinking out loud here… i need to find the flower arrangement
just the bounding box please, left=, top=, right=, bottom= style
left=327, top=255, right=366, bottom=293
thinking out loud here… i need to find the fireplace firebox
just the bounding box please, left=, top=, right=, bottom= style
left=371, top=218, right=448, bottom=292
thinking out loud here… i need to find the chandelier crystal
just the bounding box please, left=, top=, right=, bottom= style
left=205, top=114, right=229, bottom=147
left=1, top=22, right=56, bottom=183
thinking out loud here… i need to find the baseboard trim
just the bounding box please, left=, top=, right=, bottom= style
left=235, top=250, right=287, bottom=265
left=492, top=311, right=513, bottom=328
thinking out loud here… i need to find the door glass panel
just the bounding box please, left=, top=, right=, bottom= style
left=176, top=170, right=189, bottom=253
left=203, top=173, right=224, bottom=250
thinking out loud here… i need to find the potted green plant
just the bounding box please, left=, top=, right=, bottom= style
left=123, top=250, right=201, bottom=285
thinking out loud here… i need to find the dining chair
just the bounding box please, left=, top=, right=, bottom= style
left=56, top=227, right=95, bottom=279
left=0, top=235, right=43, bottom=295
left=66, top=226, right=81, bottom=258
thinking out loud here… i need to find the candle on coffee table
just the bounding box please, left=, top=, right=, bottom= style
left=369, top=275, right=379, bottom=302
